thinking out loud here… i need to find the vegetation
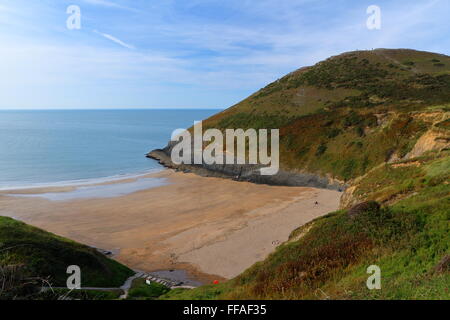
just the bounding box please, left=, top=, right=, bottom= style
left=163, top=49, right=450, bottom=300
left=37, top=288, right=123, bottom=300
left=127, top=278, right=170, bottom=300
left=203, top=49, right=450, bottom=181
left=0, top=217, right=133, bottom=299
left=161, top=150, right=449, bottom=299
left=3, top=49, right=448, bottom=300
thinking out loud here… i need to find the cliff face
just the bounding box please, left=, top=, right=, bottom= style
left=147, top=145, right=346, bottom=190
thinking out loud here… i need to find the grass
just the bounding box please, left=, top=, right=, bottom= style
left=37, top=288, right=123, bottom=300
left=351, top=151, right=450, bottom=205
left=0, top=216, right=133, bottom=299
left=201, top=49, right=450, bottom=181
left=127, top=278, right=170, bottom=300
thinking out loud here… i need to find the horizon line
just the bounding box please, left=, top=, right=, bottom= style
left=0, top=107, right=226, bottom=111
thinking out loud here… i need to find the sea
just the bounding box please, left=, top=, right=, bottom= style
left=0, top=109, right=218, bottom=190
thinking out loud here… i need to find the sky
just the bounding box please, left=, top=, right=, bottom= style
left=0, top=0, right=449, bottom=109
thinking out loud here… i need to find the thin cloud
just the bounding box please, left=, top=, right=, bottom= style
left=93, top=30, right=135, bottom=49
left=0, top=0, right=448, bottom=109
left=81, top=0, right=140, bottom=12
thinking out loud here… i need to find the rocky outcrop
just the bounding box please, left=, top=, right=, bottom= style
left=147, top=144, right=347, bottom=191
left=404, top=128, right=450, bottom=159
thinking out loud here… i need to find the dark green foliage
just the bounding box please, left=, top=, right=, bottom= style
left=315, top=143, right=327, bottom=156
left=0, top=217, right=133, bottom=290
left=356, top=126, right=365, bottom=137
left=342, top=111, right=364, bottom=127
left=326, top=128, right=342, bottom=138
left=217, top=112, right=294, bottom=130
left=127, top=278, right=170, bottom=300
left=348, top=201, right=380, bottom=217
left=341, top=159, right=357, bottom=180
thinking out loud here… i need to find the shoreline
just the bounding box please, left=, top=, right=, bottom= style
left=147, top=146, right=348, bottom=191
left=0, top=168, right=164, bottom=193
left=0, top=169, right=341, bottom=283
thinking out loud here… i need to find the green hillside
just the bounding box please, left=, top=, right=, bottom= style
left=161, top=49, right=450, bottom=300
left=203, top=49, right=450, bottom=182
left=0, top=217, right=133, bottom=299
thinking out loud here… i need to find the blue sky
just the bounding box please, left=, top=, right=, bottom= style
left=0, top=0, right=449, bottom=109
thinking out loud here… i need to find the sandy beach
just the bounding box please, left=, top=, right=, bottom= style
left=0, top=170, right=341, bottom=282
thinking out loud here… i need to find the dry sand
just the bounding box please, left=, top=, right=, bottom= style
left=0, top=170, right=341, bottom=282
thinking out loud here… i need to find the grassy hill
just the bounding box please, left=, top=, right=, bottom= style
left=160, top=49, right=450, bottom=300
left=202, top=49, right=450, bottom=182
left=0, top=216, right=133, bottom=299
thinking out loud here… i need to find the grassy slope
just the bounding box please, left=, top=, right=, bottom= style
left=0, top=216, right=133, bottom=289
left=161, top=150, right=449, bottom=300
left=127, top=278, right=170, bottom=300
left=161, top=49, right=450, bottom=300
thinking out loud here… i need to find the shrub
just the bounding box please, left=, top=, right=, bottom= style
left=315, top=143, right=327, bottom=156
left=128, top=280, right=170, bottom=299
left=348, top=201, right=381, bottom=218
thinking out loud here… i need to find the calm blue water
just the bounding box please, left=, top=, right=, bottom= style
left=0, top=109, right=218, bottom=189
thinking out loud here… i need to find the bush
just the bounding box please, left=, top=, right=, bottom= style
left=348, top=201, right=381, bottom=218
left=356, top=126, right=365, bottom=137
left=327, top=128, right=342, bottom=138
left=128, top=279, right=170, bottom=299
left=315, top=143, right=327, bottom=156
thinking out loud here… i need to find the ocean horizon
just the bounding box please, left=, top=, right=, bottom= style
left=0, top=109, right=218, bottom=189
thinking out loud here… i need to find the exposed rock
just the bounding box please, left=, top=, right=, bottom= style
left=405, top=128, right=450, bottom=159
left=340, top=185, right=358, bottom=209
left=147, top=144, right=347, bottom=190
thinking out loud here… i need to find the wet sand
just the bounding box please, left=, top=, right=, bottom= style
left=0, top=169, right=341, bottom=282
